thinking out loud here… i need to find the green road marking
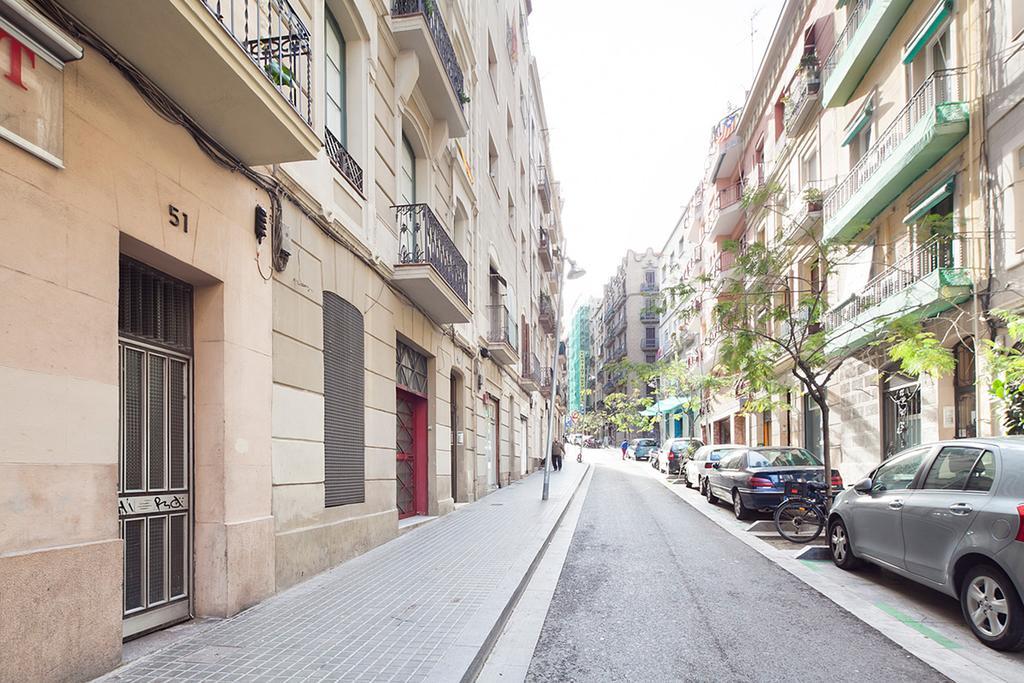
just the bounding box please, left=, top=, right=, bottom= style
left=875, top=602, right=962, bottom=650
left=799, top=559, right=825, bottom=572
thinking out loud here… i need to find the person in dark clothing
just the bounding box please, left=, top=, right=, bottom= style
left=551, top=439, right=564, bottom=471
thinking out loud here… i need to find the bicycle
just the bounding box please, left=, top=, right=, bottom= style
left=773, top=480, right=830, bottom=543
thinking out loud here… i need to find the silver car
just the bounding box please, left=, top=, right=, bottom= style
left=682, top=444, right=745, bottom=493
left=828, top=438, right=1024, bottom=651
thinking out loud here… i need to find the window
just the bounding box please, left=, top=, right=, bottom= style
left=800, top=147, right=819, bottom=187
left=645, top=327, right=657, bottom=340
left=325, top=11, right=347, bottom=145
left=965, top=451, right=996, bottom=492
left=922, top=446, right=985, bottom=490
left=748, top=448, right=820, bottom=468
left=954, top=339, right=977, bottom=438
left=871, top=447, right=929, bottom=492
left=399, top=135, right=415, bottom=204
left=487, top=34, right=498, bottom=95
left=488, top=134, right=499, bottom=186
left=323, top=292, right=365, bottom=506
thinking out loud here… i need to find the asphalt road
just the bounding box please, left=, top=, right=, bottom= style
left=525, top=461, right=947, bottom=683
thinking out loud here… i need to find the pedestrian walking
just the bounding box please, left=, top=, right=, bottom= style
left=551, top=439, right=564, bottom=472
left=621, top=439, right=629, bottom=460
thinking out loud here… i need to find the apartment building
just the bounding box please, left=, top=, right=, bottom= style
left=591, top=249, right=660, bottom=440
left=0, top=0, right=565, bottom=679
left=691, top=0, right=986, bottom=482
left=566, top=302, right=594, bottom=415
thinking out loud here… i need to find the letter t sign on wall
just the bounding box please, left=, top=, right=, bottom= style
left=0, top=29, right=36, bottom=90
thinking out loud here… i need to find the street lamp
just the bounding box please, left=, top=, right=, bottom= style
left=543, top=258, right=586, bottom=502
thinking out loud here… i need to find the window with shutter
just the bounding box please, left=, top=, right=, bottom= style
left=323, top=292, right=365, bottom=507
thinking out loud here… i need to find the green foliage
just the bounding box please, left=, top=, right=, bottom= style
left=981, top=310, right=1024, bottom=434
left=878, top=320, right=955, bottom=380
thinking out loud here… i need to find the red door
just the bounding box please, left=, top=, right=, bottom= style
left=396, top=389, right=428, bottom=518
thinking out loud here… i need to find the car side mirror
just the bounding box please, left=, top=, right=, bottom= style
left=712, top=462, right=721, bottom=470
left=853, top=477, right=873, bottom=494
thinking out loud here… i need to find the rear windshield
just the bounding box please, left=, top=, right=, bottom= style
left=748, top=449, right=821, bottom=468
left=637, top=439, right=657, bottom=446
left=706, top=449, right=734, bottom=461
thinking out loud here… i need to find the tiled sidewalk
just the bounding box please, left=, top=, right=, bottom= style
left=100, top=460, right=588, bottom=683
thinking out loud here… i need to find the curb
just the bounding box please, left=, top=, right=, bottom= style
left=460, top=464, right=592, bottom=683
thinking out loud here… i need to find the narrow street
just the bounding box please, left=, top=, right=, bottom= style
left=524, top=452, right=945, bottom=682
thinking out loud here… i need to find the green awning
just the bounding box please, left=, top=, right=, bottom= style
left=841, top=102, right=874, bottom=146
left=903, top=177, right=955, bottom=224
left=903, top=1, right=954, bottom=65
left=641, top=397, right=688, bottom=416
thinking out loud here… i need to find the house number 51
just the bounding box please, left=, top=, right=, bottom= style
left=168, top=204, right=189, bottom=233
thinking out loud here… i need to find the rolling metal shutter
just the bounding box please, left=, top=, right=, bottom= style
left=323, top=292, right=365, bottom=506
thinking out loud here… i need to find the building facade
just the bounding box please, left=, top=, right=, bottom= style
left=566, top=302, right=593, bottom=416
left=666, top=0, right=999, bottom=484
left=0, top=0, right=566, bottom=679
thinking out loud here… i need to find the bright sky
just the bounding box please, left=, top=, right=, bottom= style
left=528, top=0, right=784, bottom=316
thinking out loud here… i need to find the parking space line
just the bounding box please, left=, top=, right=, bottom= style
left=875, top=602, right=963, bottom=651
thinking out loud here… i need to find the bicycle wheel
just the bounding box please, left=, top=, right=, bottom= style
left=774, top=500, right=825, bottom=543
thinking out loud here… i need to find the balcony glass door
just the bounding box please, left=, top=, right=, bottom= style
left=325, top=12, right=346, bottom=145
left=883, top=373, right=921, bottom=458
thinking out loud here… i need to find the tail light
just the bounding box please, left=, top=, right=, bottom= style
left=667, top=452, right=675, bottom=461
left=1015, top=505, right=1024, bottom=542
left=748, top=475, right=774, bottom=488
left=831, top=470, right=843, bottom=488
left=704, top=462, right=714, bottom=469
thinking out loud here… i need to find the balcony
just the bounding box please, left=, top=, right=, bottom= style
left=486, top=305, right=519, bottom=365
left=824, top=69, right=968, bottom=242
left=823, top=236, right=971, bottom=355
left=784, top=63, right=821, bottom=136
left=640, top=279, right=659, bottom=293
left=608, top=315, right=626, bottom=336
left=393, top=204, right=471, bottom=323
left=784, top=181, right=828, bottom=242
left=709, top=129, right=742, bottom=181
left=521, top=353, right=541, bottom=392
left=325, top=129, right=363, bottom=194
left=640, top=309, right=660, bottom=323
left=540, top=369, right=553, bottom=397
left=705, top=183, right=745, bottom=240
left=641, top=338, right=658, bottom=352
left=821, top=0, right=913, bottom=108
left=539, top=229, right=554, bottom=272
left=390, top=0, right=468, bottom=137
left=57, top=0, right=320, bottom=164
left=539, top=294, right=556, bottom=334
left=538, top=166, right=553, bottom=213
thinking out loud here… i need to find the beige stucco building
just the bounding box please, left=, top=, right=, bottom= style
left=670, top=0, right=996, bottom=484
left=0, top=0, right=565, bottom=680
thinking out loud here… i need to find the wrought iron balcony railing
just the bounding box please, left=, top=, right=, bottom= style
left=391, top=0, right=466, bottom=106
left=325, top=129, right=363, bottom=193
left=201, top=0, right=312, bottom=125
left=395, top=204, right=468, bottom=303
left=821, top=0, right=875, bottom=87
left=823, top=236, right=955, bottom=331
left=640, top=280, right=658, bottom=293
left=488, top=304, right=519, bottom=349
left=823, top=69, right=965, bottom=228
left=539, top=293, right=555, bottom=332
left=640, top=309, right=660, bottom=323
left=641, top=338, right=658, bottom=351
left=784, top=65, right=821, bottom=134
left=522, top=352, right=542, bottom=385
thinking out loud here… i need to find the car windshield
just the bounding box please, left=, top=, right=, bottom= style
left=637, top=439, right=657, bottom=446
left=748, top=449, right=821, bottom=468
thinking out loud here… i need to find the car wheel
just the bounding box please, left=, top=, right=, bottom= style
left=961, top=564, right=1024, bottom=651
left=828, top=517, right=862, bottom=570
left=683, top=471, right=693, bottom=489
left=732, top=491, right=753, bottom=520
left=705, top=480, right=718, bottom=505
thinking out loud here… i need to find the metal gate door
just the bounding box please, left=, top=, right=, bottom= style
left=118, top=258, right=193, bottom=639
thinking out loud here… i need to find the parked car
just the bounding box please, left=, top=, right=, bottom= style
left=659, top=438, right=704, bottom=475
left=705, top=447, right=842, bottom=521
left=627, top=438, right=659, bottom=461
left=828, top=438, right=1024, bottom=651
left=684, top=444, right=745, bottom=492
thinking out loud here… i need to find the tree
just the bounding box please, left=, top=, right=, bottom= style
left=980, top=311, right=1024, bottom=434
left=668, top=183, right=966, bottom=504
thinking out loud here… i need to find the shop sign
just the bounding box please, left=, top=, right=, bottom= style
left=0, top=16, right=67, bottom=167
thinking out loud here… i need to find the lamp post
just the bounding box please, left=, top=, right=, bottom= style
left=543, top=258, right=586, bottom=501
